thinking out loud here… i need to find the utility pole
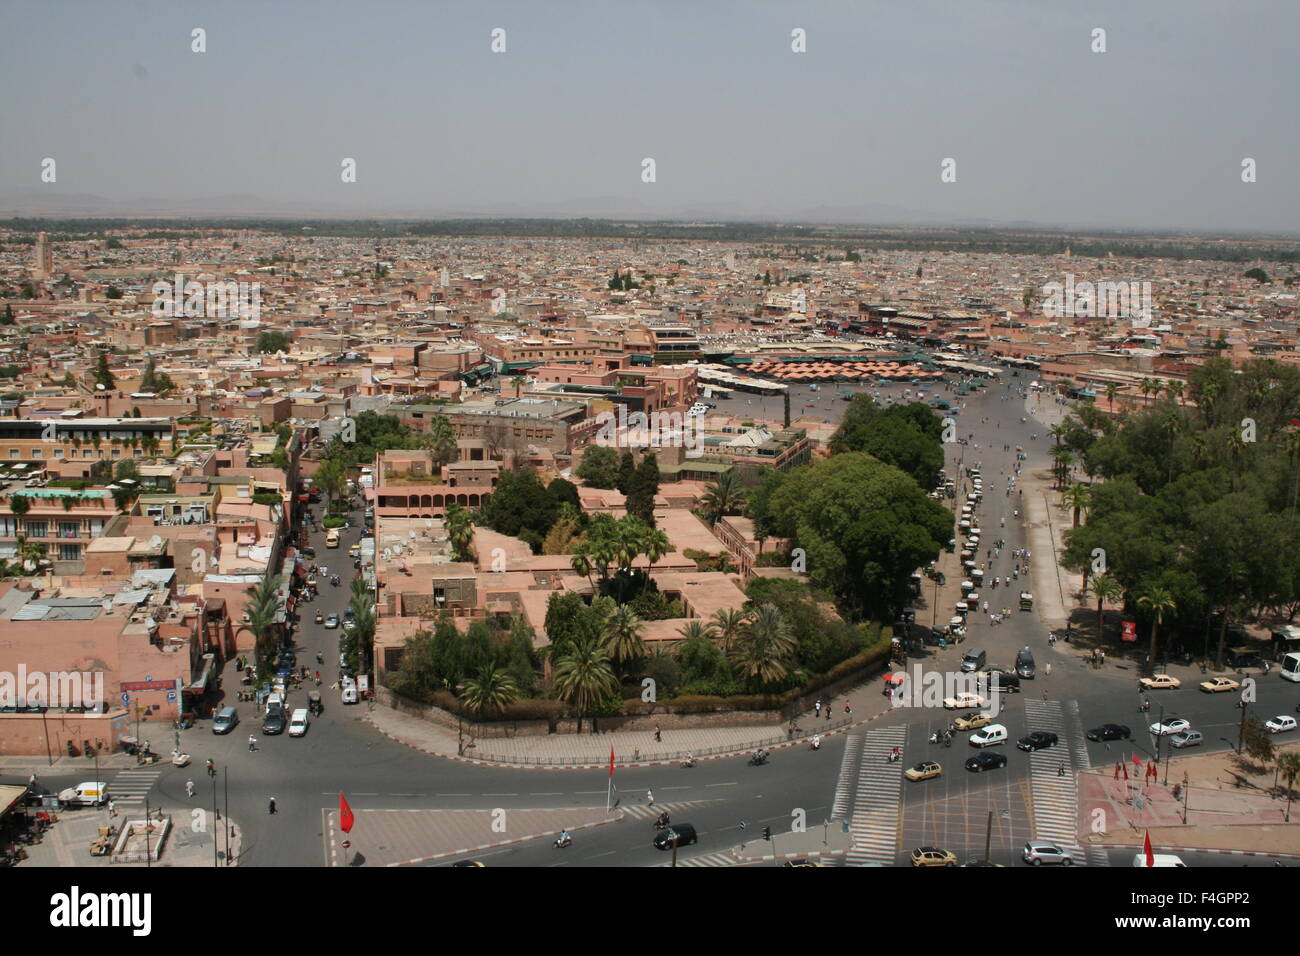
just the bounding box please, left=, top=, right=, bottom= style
left=1237, top=695, right=1249, bottom=754
left=212, top=769, right=219, bottom=867
left=983, top=810, right=992, bottom=864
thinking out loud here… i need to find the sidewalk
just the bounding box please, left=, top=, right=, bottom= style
left=17, top=807, right=242, bottom=867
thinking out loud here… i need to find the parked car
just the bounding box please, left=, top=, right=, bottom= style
left=1017, top=731, right=1059, bottom=751
left=324, top=614, right=340, bottom=629
left=965, top=751, right=1008, bottom=773
left=212, top=706, right=239, bottom=734
left=1023, top=841, right=1074, bottom=866
left=1087, top=724, right=1131, bottom=741
left=1170, top=730, right=1204, bottom=749
left=262, top=707, right=287, bottom=735
left=1140, top=674, right=1181, bottom=691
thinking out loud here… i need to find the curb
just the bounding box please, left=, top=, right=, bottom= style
left=366, top=705, right=915, bottom=770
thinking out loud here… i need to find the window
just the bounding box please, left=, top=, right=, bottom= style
left=59, top=521, right=78, bottom=538
left=59, top=543, right=81, bottom=561
left=25, top=521, right=48, bottom=538
left=8, top=449, right=18, bottom=459
left=0, top=517, right=16, bottom=537
left=32, top=448, right=42, bottom=459
left=53, top=448, right=63, bottom=458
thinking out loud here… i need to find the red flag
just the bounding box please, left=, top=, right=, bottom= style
left=1143, top=831, right=1154, bottom=868
left=1132, top=752, right=1142, bottom=765
left=1122, top=761, right=1129, bottom=780
left=339, top=792, right=354, bottom=834
left=609, top=747, right=615, bottom=779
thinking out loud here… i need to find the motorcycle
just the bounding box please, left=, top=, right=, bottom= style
left=171, top=751, right=190, bottom=767
left=554, top=834, right=572, bottom=849
left=315, top=611, right=324, bottom=624
left=681, top=757, right=696, bottom=768
left=331, top=575, right=340, bottom=587
left=748, top=752, right=769, bottom=767
left=811, top=737, right=822, bottom=751
left=654, top=813, right=671, bottom=830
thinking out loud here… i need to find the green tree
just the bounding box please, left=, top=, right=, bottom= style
left=615, top=451, right=636, bottom=495
left=418, top=415, right=458, bottom=468
left=1090, top=574, right=1124, bottom=643
left=480, top=467, right=559, bottom=552
left=576, top=445, right=620, bottom=489
left=602, top=604, right=646, bottom=670
left=93, top=352, right=115, bottom=390
left=445, top=502, right=475, bottom=562
left=729, top=604, right=795, bottom=688
left=244, top=575, right=284, bottom=679
left=459, top=666, right=520, bottom=718
left=829, top=396, right=944, bottom=488
left=256, top=330, right=289, bottom=354
left=1137, top=587, right=1176, bottom=668
left=1062, top=482, right=1091, bottom=528
left=552, top=638, right=619, bottom=734
left=699, top=470, right=747, bottom=525
left=625, top=452, right=660, bottom=526
left=0, top=304, right=13, bottom=325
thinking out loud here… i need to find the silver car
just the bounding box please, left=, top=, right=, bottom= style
left=1023, top=841, right=1074, bottom=866
left=1170, top=730, right=1203, bottom=749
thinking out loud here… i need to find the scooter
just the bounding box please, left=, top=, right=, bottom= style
left=748, top=752, right=769, bottom=767
left=811, top=737, right=822, bottom=751
left=654, top=813, right=671, bottom=830
left=553, top=834, right=572, bottom=849
left=681, top=757, right=696, bottom=768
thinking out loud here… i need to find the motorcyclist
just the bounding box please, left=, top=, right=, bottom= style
left=812, top=734, right=821, bottom=750
left=205, top=758, right=215, bottom=776
left=557, top=829, right=571, bottom=846
left=683, top=752, right=695, bottom=768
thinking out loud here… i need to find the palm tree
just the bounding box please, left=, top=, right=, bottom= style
left=710, top=608, right=747, bottom=654
left=1277, top=752, right=1300, bottom=823
left=602, top=604, right=646, bottom=669
left=1090, top=574, right=1124, bottom=643
left=1137, top=588, right=1176, bottom=670
left=445, top=502, right=474, bottom=562
left=1061, top=482, right=1091, bottom=528
left=1050, top=447, right=1075, bottom=489
left=552, top=637, right=619, bottom=734
left=1049, top=423, right=1067, bottom=448
left=700, top=470, right=747, bottom=525
left=244, top=574, right=284, bottom=677
left=677, top=619, right=716, bottom=643
left=459, top=666, right=520, bottom=718
left=730, top=604, right=795, bottom=687
left=643, top=527, right=670, bottom=579
left=1104, top=382, right=1119, bottom=412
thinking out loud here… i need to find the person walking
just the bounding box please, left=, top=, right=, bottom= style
left=268, top=797, right=277, bottom=815
left=185, top=779, right=195, bottom=798
left=654, top=725, right=662, bottom=743
left=647, top=790, right=654, bottom=806
left=107, top=799, right=116, bottom=818
left=248, top=734, right=257, bottom=752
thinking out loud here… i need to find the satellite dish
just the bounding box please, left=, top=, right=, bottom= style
left=409, top=530, right=416, bottom=539
left=425, top=519, right=433, bottom=528
left=382, top=549, right=392, bottom=561
left=95, top=383, right=106, bottom=391
left=148, top=535, right=163, bottom=550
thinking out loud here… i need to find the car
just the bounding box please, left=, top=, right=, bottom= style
left=1087, top=724, right=1131, bottom=741
left=212, top=706, right=239, bottom=734
left=288, top=708, right=310, bottom=737
left=954, top=712, right=994, bottom=732
left=262, top=708, right=286, bottom=735
left=965, top=751, right=1008, bottom=773
left=1140, top=674, right=1181, bottom=690
left=653, top=823, right=698, bottom=850
left=1017, top=731, right=1059, bottom=751
left=782, top=859, right=823, bottom=867
left=1266, top=715, right=1298, bottom=734
left=450, top=860, right=486, bottom=867
left=968, top=724, right=1008, bottom=748
left=1199, top=677, right=1240, bottom=694
left=943, top=692, right=987, bottom=710
left=1149, top=718, right=1190, bottom=737
left=1170, top=730, right=1204, bottom=749
left=905, top=761, right=943, bottom=782
left=324, top=614, right=340, bottom=629
left=279, top=651, right=296, bottom=668
left=910, top=846, right=958, bottom=868
left=1023, top=841, right=1075, bottom=866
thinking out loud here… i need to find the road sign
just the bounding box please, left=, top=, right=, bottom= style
left=121, top=693, right=130, bottom=706
left=166, top=692, right=176, bottom=703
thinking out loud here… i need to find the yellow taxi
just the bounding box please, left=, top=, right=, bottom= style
left=954, top=712, right=994, bottom=732
left=1198, top=677, right=1240, bottom=694
left=1139, top=674, right=1181, bottom=690
left=905, top=760, right=943, bottom=782
left=911, top=846, right=958, bottom=867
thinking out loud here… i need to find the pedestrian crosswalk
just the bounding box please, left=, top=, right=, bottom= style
left=1067, top=699, right=1109, bottom=867
left=655, top=850, right=740, bottom=868
left=620, top=799, right=712, bottom=821
left=831, top=734, right=861, bottom=820
left=845, top=727, right=907, bottom=867
left=109, top=767, right=163, bottom=807
left=1023, top=698, right=1097, bottom=865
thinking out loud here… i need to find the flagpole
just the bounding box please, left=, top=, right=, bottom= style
left=607, top=747, right=614, bottom=811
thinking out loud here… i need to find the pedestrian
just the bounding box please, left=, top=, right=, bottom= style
left=634, top=747, right=640, bottom=761
left=647, top=790, right=654, bottom=806
left=28, top=773, right=36, bottom=787
left=185, top=778, right=195, bottom=798
left=268, top=797, right=277, bottom=814
left=826, top=706, right=831, bottom=721
left=248, top=734, right=257, bottom=752
left=1099, top=649, right=1106, bottom=666
left=814, top=699, right=822, bottom=717
left=1057, top=763, right=1065, bottom=777
left=844, top=701, right=851, bottom=715
left=1042, top=690, right=1047, bottom=702
left=107, top=798, right=116, bottom=818
left=654, top=725, right=662, bottom=743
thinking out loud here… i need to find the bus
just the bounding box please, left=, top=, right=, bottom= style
left=325, top=529, right=340, bottom=549
left=1281, top=652, right=1300, bottom=683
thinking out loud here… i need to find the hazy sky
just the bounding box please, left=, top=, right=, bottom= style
left=2, top=0, right=1297, bottom=232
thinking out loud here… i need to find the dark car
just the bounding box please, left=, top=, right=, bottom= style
left=987, top=670, right=1020, bottom=694
left=1017, top=731, right=1059, bottom=751
left=262, top=707, right=287, bottom=735
left=1087, top=724, right=1131, bottom=741
left=965, top=752, right=1008, bottom=773
left=653, top=823, right=698, bottom=851
left=279, top=651, right=296, bottom=668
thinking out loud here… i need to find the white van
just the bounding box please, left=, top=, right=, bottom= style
left=1281, top=652, right=1300, bottom=683
left=969, top=724, right=1008, bottom=747
left=58, top=781, right=109, bottom=807
left=1132, top=853, right=1185, bottom=868
left=340, top=678, right=358, bottom=705
left=288, top=708, right=310, bottom=737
